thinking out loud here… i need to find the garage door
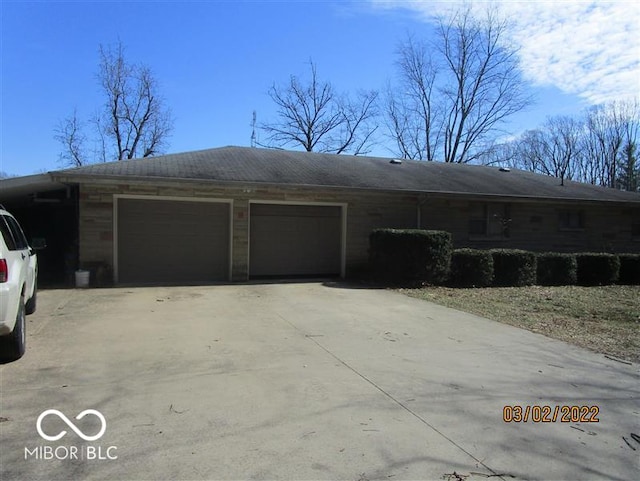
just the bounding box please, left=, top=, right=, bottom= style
left=117, top=199, right=229, bottom=284
left=250, top=204, right=341, bottom=278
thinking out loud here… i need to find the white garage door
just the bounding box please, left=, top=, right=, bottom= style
left=117, top=198, right=229, bottom=284
left=250, top=204, right=342, bottom=278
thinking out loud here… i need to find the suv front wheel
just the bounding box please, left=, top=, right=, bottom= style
left=0, top=296, right=26, bottom=363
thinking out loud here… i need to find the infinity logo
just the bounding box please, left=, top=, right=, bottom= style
left=36, top=409, right=107, bottom=442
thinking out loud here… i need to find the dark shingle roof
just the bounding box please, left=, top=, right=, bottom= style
left=54, top=146, right=640, bottom=203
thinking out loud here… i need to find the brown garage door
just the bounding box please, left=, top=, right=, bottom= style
left=117, top=199, right=229, bottom=284
left=250, top=204, right=341, bottom=278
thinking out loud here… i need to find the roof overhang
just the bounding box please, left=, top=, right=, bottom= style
left=0, top=173, right=70, bottom=201
left=51, top=172, right=640, bottom=206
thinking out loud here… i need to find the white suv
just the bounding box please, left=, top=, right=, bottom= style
left=0, top=208, right=37, bottom=362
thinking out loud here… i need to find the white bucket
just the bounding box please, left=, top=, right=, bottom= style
left=75, top=270, right=90, bottom=288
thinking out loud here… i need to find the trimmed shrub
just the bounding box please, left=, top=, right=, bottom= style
left=369, top=229, right=452, bottom=284
left=536, top=253, right=577, bottom=286
left=575, top=253, right=620, bottom=286
left=449, top=249, right=494, bottom=287
left=618, top=254, right=640, bottom=285
left=491, top=249, right=537, bottom=287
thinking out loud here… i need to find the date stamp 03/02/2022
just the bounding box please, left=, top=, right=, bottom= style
left=503, top=405, right=600, bottom=423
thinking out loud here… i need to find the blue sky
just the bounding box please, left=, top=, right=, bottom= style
left=1, top=1, right=638, bottom=176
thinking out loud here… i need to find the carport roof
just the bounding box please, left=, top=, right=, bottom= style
left=0, top=173, right=68, bottom=201
left=43, top=145, right=640, bottom=203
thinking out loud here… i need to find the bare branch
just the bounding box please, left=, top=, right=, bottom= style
left=261, top=60, right=379, bottom=155
left=95, top=40, right=173, bottom=161
left=387, top=6, right=533, bottom=163
left=56, top=41, right=173, bottom=165
left=54, top=109, right=86, bottom=167
left=581, top=100, right=639, bottom=188
left=510, top=116, right=583, bottom=185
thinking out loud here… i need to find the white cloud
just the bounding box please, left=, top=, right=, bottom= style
left=370, top=1, right=640, bottom=104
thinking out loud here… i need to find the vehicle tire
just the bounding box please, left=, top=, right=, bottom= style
left=0, top=297, right=26, bottom=363
left=25, top=281, right=37, bottom=315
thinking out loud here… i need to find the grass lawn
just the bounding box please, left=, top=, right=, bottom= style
left=399, top=285, right=640, bottom=363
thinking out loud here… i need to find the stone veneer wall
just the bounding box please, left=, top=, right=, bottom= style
left=75, top=180, right=418, bottom=282
left=71, top=178, right=639, bottom=283
left=420, top=198, right=640, bottom=253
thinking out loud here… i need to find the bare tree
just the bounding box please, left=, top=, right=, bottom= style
left=91, top=110, right=109, bottom=164
left=387, top=6, right=532, bottom=163
left=546, top=116, right=583, bottom=184
left=55, top=41, right=173, bottom=166
left=54, top=109, right=86, bottom=167
left=97, top=42, right=173, bottom=160
left=580, top=100, right=639, bottom=188
left=476, top=140, right=519, bottom=167
left=512, top=129, right=546, bottom=173
left=512, top=116, right=583, bottom=184
left=385, top=36, right=441, bottom=161
left=261, top=61, right=378, bottom=155
left=582, top=103, right=625, bottom=187
left=491, top=99, right=639, bottom=189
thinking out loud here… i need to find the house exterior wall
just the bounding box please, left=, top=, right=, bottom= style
left=76, top=181, right=418, bottom=282
left=420, top=197, right=640, bottom=253
left=75, top=180, right=640, bottom=284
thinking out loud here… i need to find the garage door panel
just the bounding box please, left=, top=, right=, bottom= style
left=118, top=199, right=229, bottom=284
left=250, top=204, right=341, bottom=278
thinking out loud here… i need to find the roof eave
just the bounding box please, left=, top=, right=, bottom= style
left=50, top=172, right=640, bottom=205
left=0, top=173, right=68, bottom=199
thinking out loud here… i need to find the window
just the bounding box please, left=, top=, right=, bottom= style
left=469, top=204, right=488, bottom=236
left=1, top=215, right=29, bottom=250
left=0, top=216, right=17, bottom=250
left=558, top=210, right=584, bottom=230
left=468, top=203, right=511, bottom=238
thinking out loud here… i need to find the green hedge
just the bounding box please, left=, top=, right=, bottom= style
left=491, top=249, right=537, bottom=287
left=369, top=229, right=452, bottom=284
left=536, top=253, right=577, bottom=286
left=367, top=230, right=634, bottom=288
left=618, top=254, right=640, bottom=285
left=449, top=249, right=494, bottom=287
left=576, top=253, right=620, bottom=286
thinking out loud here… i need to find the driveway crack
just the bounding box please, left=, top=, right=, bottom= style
left=277, top=313, right=505, bottom=480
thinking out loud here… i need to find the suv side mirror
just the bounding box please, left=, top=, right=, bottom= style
left=31, top=238, right=47, bottom=250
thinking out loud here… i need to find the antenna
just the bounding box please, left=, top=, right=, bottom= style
left=251, top=110, right=257, bottom=148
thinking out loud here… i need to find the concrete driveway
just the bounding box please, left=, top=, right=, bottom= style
left=0, top=283, right=638, bottom=480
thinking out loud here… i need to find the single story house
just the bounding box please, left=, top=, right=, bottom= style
left=1, top=146, right=639, bottom=285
